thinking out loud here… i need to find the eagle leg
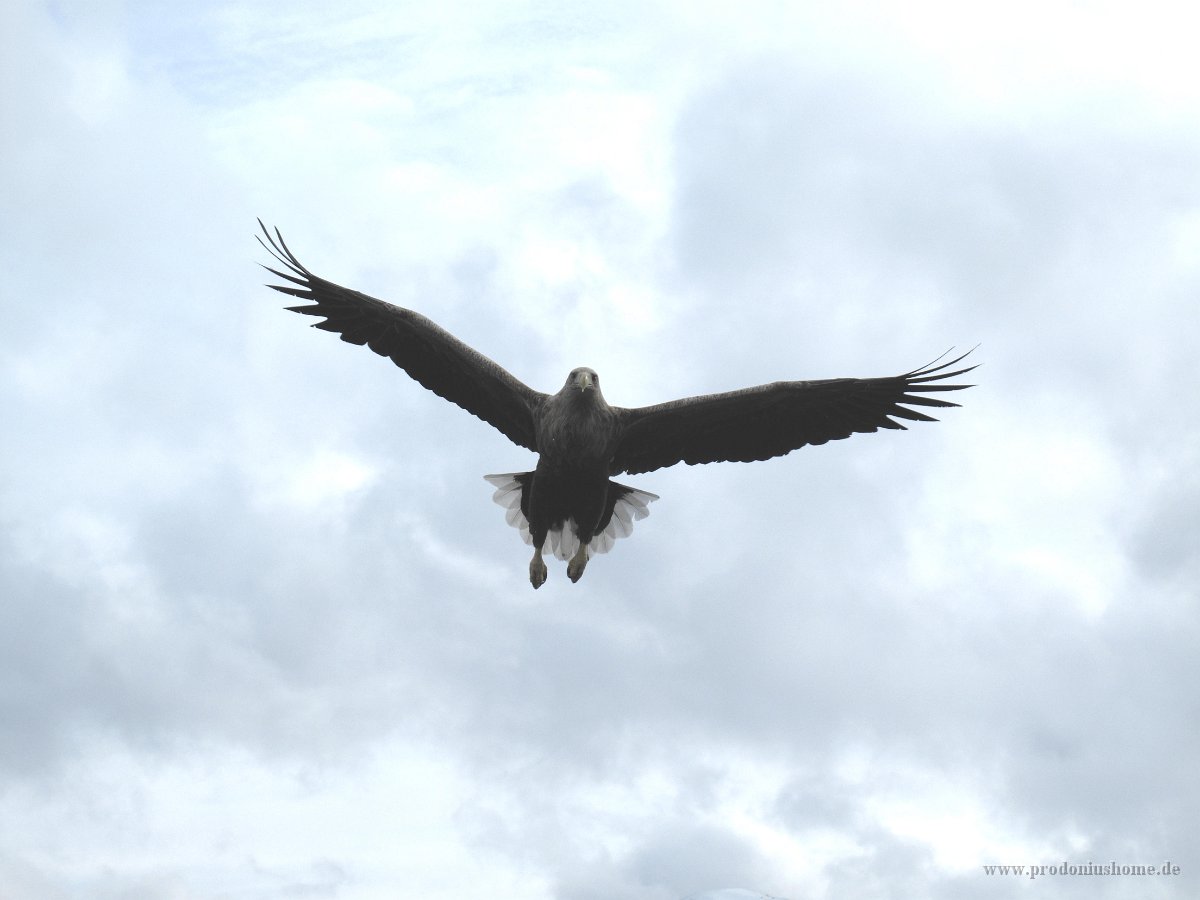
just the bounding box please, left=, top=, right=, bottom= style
left=529, top=545, right=548, bottom=589
left=566, top=544, right=590, bottom=583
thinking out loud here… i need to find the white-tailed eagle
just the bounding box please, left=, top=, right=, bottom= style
left=258, top=222, right=975, bottom=588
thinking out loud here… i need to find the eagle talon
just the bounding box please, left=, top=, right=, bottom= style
left=529, top=550, right=548, bottom=589
left=567, top=545, right=589, bottom=583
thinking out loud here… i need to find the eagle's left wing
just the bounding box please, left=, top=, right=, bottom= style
left=258, top=221, right=546, bottom=451
left=611, top=351, right=976, bottom=476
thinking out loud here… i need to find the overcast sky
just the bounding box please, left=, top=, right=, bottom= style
left=3, top=0, right=1199, bottom=898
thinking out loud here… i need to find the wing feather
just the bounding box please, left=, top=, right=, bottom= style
left=611, top=350, right=976, bottom=475
left=258, top=221, right=545, bottom=451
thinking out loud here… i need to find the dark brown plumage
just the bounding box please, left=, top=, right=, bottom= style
left=258, top=221, right=976, bottom=587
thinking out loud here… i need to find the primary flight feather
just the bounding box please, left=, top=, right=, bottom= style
left=258, top=221, right=976, bottom=587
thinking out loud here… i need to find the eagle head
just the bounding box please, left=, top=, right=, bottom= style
left=567, top=367, right=599, bottom=393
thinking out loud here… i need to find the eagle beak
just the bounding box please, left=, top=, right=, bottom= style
left=577, top=371, right=594, bottom=391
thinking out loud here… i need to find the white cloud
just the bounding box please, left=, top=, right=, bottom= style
left=2, top=0, right=1197, bottom=897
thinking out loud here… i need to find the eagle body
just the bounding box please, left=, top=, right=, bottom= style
left=534, top=370, right=619, bottom=467
left=258, top=221, right=975, bottom=588
left=497, top=368, right=653, bottom=586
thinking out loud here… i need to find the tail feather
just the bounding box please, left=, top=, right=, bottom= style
left=483, top=473, right=657, bottom=560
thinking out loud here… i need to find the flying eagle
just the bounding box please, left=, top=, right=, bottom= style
left=258, top=222, right=975, bottom=588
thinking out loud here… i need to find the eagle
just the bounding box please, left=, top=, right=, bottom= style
left=258, top=221, right=975, bottom=588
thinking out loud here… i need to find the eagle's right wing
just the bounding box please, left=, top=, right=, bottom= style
left=611, top=351, right=976, bottom=475
left=258, top=221, right=546, bottom=451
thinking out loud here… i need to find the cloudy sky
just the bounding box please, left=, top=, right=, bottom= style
left=3, top=0, right=1199, bottom=897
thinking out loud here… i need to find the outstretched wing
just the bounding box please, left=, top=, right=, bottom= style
left=611, top=351, right=976, bottom=475
left=258, top=221, right=546, bottom=451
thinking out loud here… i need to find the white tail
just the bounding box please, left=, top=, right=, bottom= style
left=483, top=473, right=658, bottom=561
